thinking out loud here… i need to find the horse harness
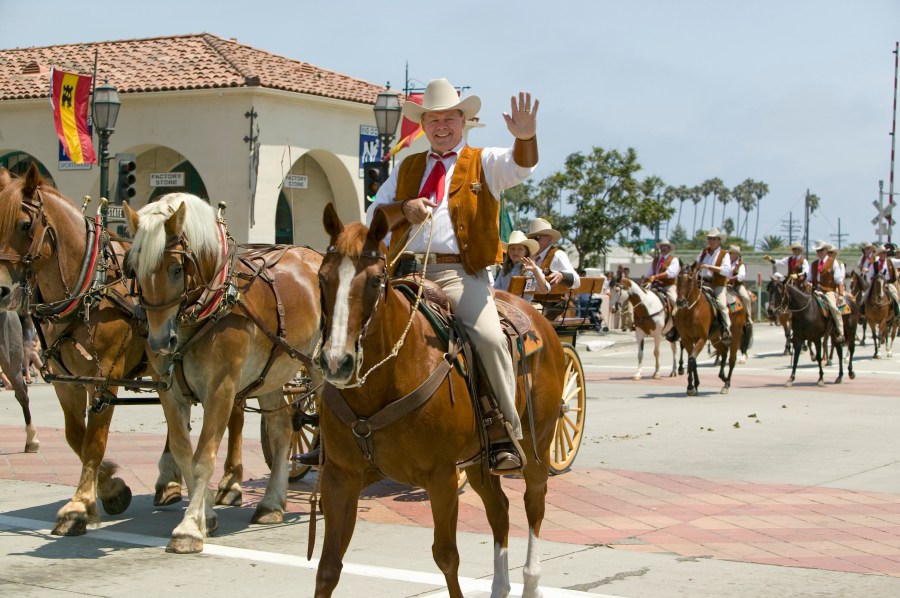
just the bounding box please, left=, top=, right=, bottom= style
left=1, top=187, right=150, bottom=408
left=133, top=220, right=316, bottom=406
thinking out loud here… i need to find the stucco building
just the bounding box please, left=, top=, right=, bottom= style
left=0, top=33, right=393, bottom=249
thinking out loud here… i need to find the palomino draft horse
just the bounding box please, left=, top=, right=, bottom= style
left=0, top=165, right=250, bottom=537
left=774, top=281, right=855, bottom=386
left=674, top=263, right=749, bottom=396
left=124, top=193, right=322, bottom=553
left=314, top=204, right=566, bottom=598
left=0, top=310, right=38, bottom=452
left=610, top=278, right=677, bottom=380
left=865, top=272, right=897, bottom=359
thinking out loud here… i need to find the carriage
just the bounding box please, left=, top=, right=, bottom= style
left=506, top=274, right=602, bottom=474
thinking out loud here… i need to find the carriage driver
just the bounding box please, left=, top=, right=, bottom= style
left=725, top=245, right=754, bottom=313
left=525, top=218, right=580, bottom=289
left=764, top=241, right=810, bottom=282
left=366, top=78, right=539, bottom=473
left=866, top=244, right=900, bottom=318
left=694, top=227, right=732, bottom=342
left=644, top=238, right=680, bottom=307
left=810, top=240, right=846, bottom=344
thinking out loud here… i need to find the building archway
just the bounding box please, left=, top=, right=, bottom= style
left=275, top=192, right=293, bottom=244
left=0, top=151, right=56, bottom=187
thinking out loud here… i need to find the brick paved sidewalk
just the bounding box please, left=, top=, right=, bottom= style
left=3, top=423, right=900, bottom=578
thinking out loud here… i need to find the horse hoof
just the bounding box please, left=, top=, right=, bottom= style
left=678, top=367, right=685, bottom=375
left=889, top=352, right=894, bottom=358
left=166, top=535, right=204, bottom=554
left=215, top=487, right=243, bottom=507
left=652, top=373, right=661, bottom=380
left=154, top=485, right=183, bottom=507
left=720, top=387, right=729, bottom=394
left=687, top=388, right=697, bottom=397
left=738, top=357, right=746, bottom=365
left=817, top=380, right=825, bottom=387
left=632, top=374, right=642, bottom=381
left=849, top=371, right=856, bottom=380
left=784, top=380, right=794, bottom=387
left=24, top=441, right=40, bottom=453
left=101, top=485, right=132, bottom=516
left=206, top=516, right=219, bottom=536
left=669, top=371, right=677, bottom=378
left=834, top=377, right=843, bottom=384
left=52, top=517, right=88, bottom=536
left=251, top=507, right=284, bottom=525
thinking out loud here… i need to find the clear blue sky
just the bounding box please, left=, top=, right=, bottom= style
left=2, top=0, right=898, bottom=249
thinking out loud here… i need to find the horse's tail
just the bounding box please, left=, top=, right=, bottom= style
left=740, top=320, right=754, bottom=353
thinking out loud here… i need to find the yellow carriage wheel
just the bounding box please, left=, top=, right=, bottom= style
left=261, top=373, right=320, bottom=482
left=549, top=342, right=586, bottom=475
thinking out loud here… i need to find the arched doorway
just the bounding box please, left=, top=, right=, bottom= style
left=0, top=152, right=56, bottom=187
left=275, top=192, right=293, bottom=244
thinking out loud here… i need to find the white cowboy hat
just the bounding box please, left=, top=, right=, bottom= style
left=525, top=218, right=562, bottom=244
left=706, top=227, right=725, bottom=239
left=657, top=238, right=674, bottom=249
left=863, top=241, right=875, bottom=250
left=400, top=78, right=482, bottom=122
left=790, top=241, right=803, bottom=250
left=813, top=240, right=831, bottom=252
left=501, top=230, right=540, bottom=256
left=876, top=244, right=889, bottom=253
left=772, top=272, right=786, bottom=281
left=727, top=244, right=741, bottom=254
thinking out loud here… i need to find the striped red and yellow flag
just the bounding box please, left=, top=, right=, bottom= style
left=50, top=69, right=96, bottom=164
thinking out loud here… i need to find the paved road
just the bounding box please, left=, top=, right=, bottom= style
left=2, top=325, right=900, bottom=597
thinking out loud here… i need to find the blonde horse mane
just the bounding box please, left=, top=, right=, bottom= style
left=130, top=193, right=220, bottom=280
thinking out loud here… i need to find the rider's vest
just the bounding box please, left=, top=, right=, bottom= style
left=698, top=247, right=728, bottom=287
left=392, top=147, right=501, bottom=275
left=872, top=258, right=897, bottom=283
left=787, top=255, right=805, bottom=276
left=858, top=254, right=874, bottom=273
left=652, top=254, right=676, bottom=286
left=729, top=257, right=744, bottom=286
left=811, top=258, right=837, bottom=292
left=538, top=246, right=559, bottom=276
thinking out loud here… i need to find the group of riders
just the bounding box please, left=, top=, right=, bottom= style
left=764, top=239, right=900, bottom=343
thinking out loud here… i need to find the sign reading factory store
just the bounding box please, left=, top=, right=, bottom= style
left=150, top=172, right=185, bottom=188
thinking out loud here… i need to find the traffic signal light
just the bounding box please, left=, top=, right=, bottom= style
left=116, top=159, right=137, bottom=203
left=363, top=161, right=389, bottom=210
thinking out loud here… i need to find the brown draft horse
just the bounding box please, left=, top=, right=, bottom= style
left=674, top=263, right=748, bottom=396
left=314, top=204, right=566, bottom=598
left=865, top=273, right=897, bottom=359
left=0, top=165, right=249, bottom=536
left=124, top=193, right=322, bottom=553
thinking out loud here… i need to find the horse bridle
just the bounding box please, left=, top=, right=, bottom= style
left=675, top=268, right=703, bottom=309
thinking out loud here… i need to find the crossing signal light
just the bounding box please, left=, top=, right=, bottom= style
left=363, top=161, right=389, bottom=210
left=116, top=160, right=137, bottom=203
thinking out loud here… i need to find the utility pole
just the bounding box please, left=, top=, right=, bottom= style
left=804, top=189, right=811, bottom=258
left=830, top=218, right=848, bottom=250
left=888, top=41, right=898, bottom=243
left=781, top=212, right=800, bottom=245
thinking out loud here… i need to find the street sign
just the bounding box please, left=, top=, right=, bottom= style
left=150, top=172, right=184, bottom=188
left=106, top=205, right=124, bottom=220
left=284, top=174, right=308, bottom=189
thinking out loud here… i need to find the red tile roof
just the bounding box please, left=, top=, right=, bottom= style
left=0, top=33, right=385, bottom=104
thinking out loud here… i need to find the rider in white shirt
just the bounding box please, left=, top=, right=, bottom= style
left=694, top=227, right=732, bottom=342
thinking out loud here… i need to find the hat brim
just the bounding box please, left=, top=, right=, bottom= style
left=526, top=229, right=561, bottom=244
left=502, top=239, right=540, bottom=256
left=401, top=95, right=481, bottom=122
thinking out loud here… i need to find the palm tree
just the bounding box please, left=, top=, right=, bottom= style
left=752, top=180, right=769, bottom=249
left=673, top=184, right=690, bottom=230
left=702, top=178, right=726, bottom=229
left=760, top=234, right=785, bottom=252
left=730, top=179, right=755, bottom=242
left=688, top=185, right=703, bottom=237
left=718, top=187, right=732, bottom=229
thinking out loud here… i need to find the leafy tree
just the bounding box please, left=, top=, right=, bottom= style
left=670, top=224, right=689, bottom=245
left=549, top=146, right=673, bottom=266
left=723, top=217, right=735, bottom=235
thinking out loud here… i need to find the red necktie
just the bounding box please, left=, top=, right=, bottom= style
left=420, top=152, right=456, bottom=204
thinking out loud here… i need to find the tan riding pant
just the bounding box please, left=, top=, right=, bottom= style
left=733, top=283, right=753, bottom=314
left=426, top=265, right=521, bottom=440
left=821, top=290, right=845, bottom=338
left=713, top=285, right=732, bottom=331
left=659, top=283, right=677, bottom=307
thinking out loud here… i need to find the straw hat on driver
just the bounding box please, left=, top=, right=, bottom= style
left=790, top=241, right=803, bottom=250
left=525, top=218, right=562, bottom=244
left=813, top=240, right=831, bottom=252
left=401, top=78, right=482, bottom=122
left=727, top=244, right=742, bottom=255
left=501, top=230, right=540, bottom=256
left=706, top=227, right=725, bottom=240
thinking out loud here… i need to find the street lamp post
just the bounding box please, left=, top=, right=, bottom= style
left=373, top=88, right=402, bottom=163
left=92, top=82, right=121, bottom=222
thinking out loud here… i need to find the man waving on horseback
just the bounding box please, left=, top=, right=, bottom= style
left=866, top=244, right=900, bottom=319
left=694, top=227, right=733, bottom=342
left=764, top=241, right=809, bottom=282
left=366, top=78, right=539, bottom=473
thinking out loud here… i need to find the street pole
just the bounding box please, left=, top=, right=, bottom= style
left=888, top=41, right=898, bottom=243
left=804, top=189, right=810, bottom=258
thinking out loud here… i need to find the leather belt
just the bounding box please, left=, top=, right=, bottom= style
left=411, top=253, right=462, bottom=264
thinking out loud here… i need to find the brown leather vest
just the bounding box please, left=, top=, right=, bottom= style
left=788, top=255, right=804, bottom=275
left=392, top=147, right=500, bottom=274
left=653, top=254, right=676, bottom=286
left=811, top=258, right=836, bottom=291
left=539, top=246, right=559, bottom=275
left=707, top=248, right=727, bottom=287
left=729, top=257, right=744, bottom=286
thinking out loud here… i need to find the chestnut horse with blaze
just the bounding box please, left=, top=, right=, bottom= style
left=314, top=203, right=566, bottom=598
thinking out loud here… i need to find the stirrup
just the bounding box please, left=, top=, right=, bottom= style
left=488, top=421, right=527, bottom=475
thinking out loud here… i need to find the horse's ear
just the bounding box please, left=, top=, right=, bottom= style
left=0, top=168, right=11, bottom=188
left=123, top=201, right=140, bottom=236
left=164, top=201, right=187, bottom=237
left=323, top=203, right=343, bottom=244
left=22, top=162, right=42, bottom=194
left=369, top=207, right=389, bottom=244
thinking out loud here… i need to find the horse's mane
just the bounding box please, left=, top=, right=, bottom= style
left=0, top=173, right=25, bottom=244
left=334, top=222, right=372, bottom=258
left=130, top=193, right=220, bottom=280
